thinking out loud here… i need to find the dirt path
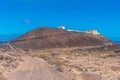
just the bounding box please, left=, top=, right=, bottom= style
left=7, top=57, right=71, bottom=80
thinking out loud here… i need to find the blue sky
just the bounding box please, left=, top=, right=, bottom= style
left=0, top=0, right=120, bottom=38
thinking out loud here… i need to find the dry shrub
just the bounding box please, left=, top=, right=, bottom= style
left=80, top=72, right=101, bottom=80
left=110, top=66, right=120, bottom=72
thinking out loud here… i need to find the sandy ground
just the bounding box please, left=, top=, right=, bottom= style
left=66, top=56, right=120, bottom=80
left=0, top=48, right=120, bottom=80
left=7, top=56, right=71, bottom=80
left=29, top=48, right=120, bottom=80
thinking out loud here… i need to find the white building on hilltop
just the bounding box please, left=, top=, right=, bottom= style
left=58, top=26, right=65, bottom=30
left=85, top=30, right=100, bottom=35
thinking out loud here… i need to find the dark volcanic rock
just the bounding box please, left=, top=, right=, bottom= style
left=10, top=27, right=119, bottom=50
left=85, top=44, right=120, bottom=51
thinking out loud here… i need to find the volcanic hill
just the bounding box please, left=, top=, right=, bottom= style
left=10, top=27, right=120, bottom=50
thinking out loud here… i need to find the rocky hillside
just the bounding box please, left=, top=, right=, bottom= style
left=10, top=27, right=119, bottom=50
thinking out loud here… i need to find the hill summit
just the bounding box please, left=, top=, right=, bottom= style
left=10, top=27, right=119, bottom=50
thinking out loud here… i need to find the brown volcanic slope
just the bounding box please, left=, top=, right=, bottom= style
left=11, top=27, right=119, bottom=50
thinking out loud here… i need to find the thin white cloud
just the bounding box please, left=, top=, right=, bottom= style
left=24, top=19, right=31, bottom=24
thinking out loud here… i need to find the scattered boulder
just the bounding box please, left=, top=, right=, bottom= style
left=0, top=54, right=14, bottom=63
left=4, top=56, right=14, bottom=63
left=0, top=55, right=4, bottom=60
left=115, top=50, right=120, bottom=53
left=56, top=65, right=63, bottom=72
